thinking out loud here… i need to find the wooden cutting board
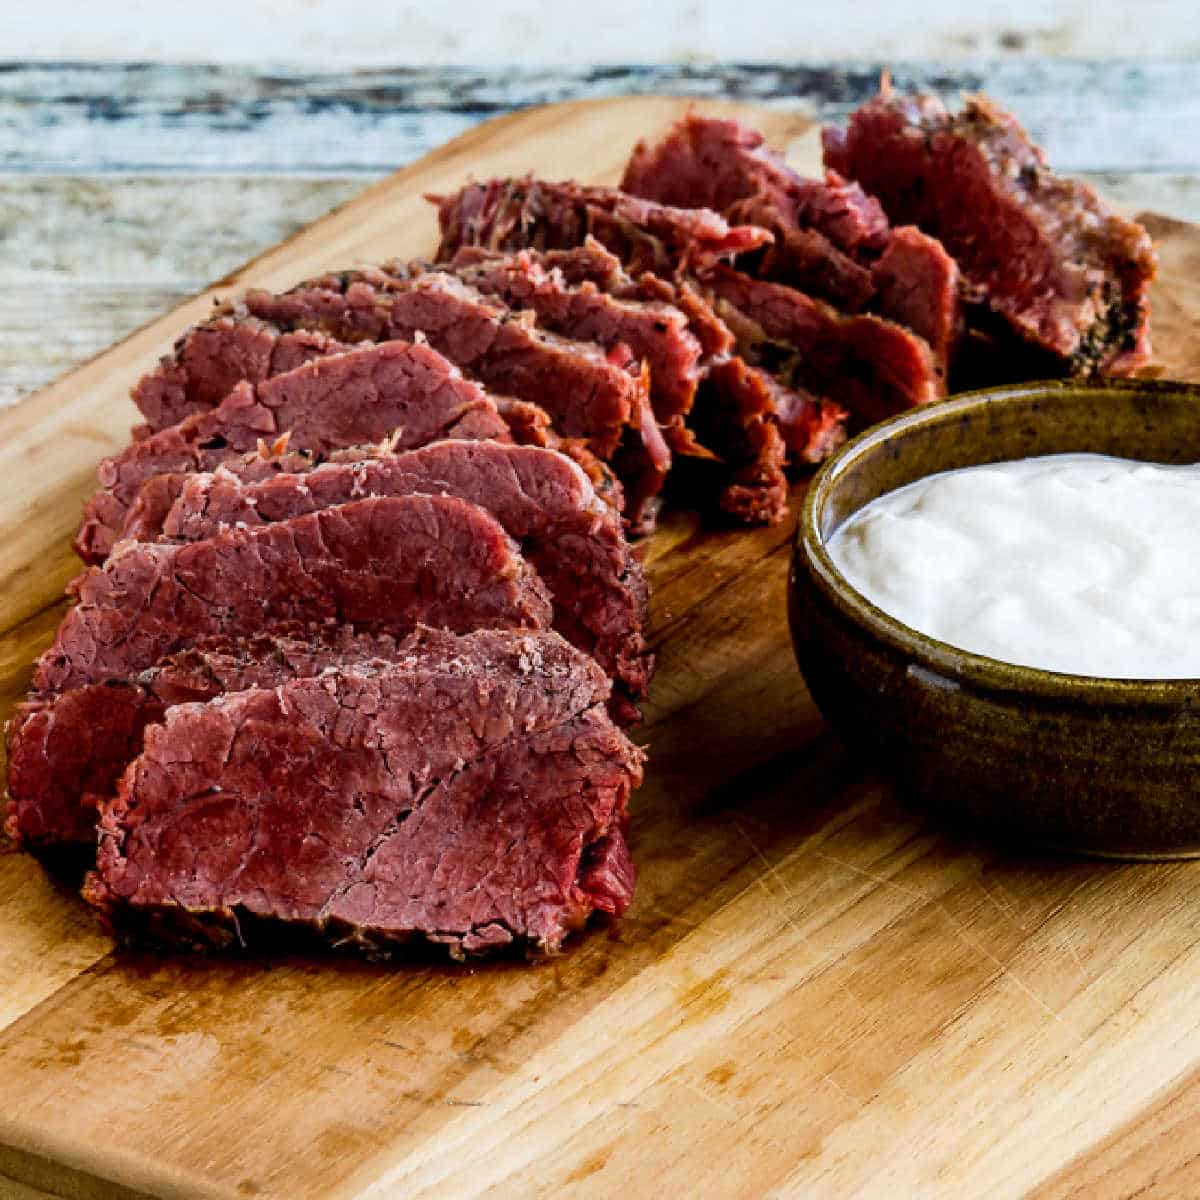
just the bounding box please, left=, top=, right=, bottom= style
left=2, top=95, right=1200, bottom=1200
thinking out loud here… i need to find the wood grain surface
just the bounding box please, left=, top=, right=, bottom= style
left=1, top=96, right=1200, bottom=1200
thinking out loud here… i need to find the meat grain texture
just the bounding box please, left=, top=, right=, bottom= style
left=143, top=440, right=653, bottom=718
left=85, top=629, right=644, bottom=959
left=6, top=631, right=401, bottom=848
left=822, top=86, right=1156, bottom=374
left=79, top=338, right=510, bottom=562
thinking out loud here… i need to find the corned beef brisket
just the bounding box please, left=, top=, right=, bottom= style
left=237, top=268, right=667, bottom=529
left=822, top=86, right=1156, bottom=375
left=7, top=94, right=1159, bottom=965
left=39, top=494, right=551, bottom=696
left=78, top=339, right=509, bottom=563
left=6, top=630, right=401, bottom=849
left=125, top=440, right=653, bottom=716
left=84, top=627, right=643, bottom=959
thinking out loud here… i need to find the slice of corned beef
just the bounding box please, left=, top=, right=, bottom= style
left=723, top=189, right=876, bottom=312
left=683, top=358, right=789, bottom=524
left=85, top=627, right=644, bottom=959
left=39, top=494, right=552, bottom=696
left=117, top=408, right=623, bottom=557
left=241, top=269, right=666, bottom=529
left=675, top=359, right=845, bottom=524
left=823, top=87, right=1157, bottom=375
left=132, top=315, right=353, bottom=434
left=445, top=241, right=819, bottom=522
left=621, top=113, right=889, bottom=310
left=490, top=395, right=626, bottom=514
left=76, top=339, right=508, bottom=564
left=115, top=438, right=313, bottom=554
left=242, top=271, right=641, bottom=457
left=869, top=226, right=963, bottom=380
left=5, top=630, right=400, bottom=850
left=148, top=440, right=653, bottom=717
left=439, top=249, right=703, bottom=423
left=702, top=265, right=942, bottom=426
left=430, top=178, right=771, bottom=276
left=623, top=113, right=889, bottom=254
left=452, top=239, right=736, bottom=365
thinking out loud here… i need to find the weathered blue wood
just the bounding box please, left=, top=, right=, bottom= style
left=0, top=61, right=1193, bottom=175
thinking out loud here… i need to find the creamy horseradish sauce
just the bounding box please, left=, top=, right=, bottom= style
left=827, top=454, right=1200, bottom=678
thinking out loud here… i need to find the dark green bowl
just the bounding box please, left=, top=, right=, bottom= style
left=789, top=379, right=1200, bottom=859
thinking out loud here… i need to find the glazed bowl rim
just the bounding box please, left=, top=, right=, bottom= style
left=797, top=377, right=1200, bottom=707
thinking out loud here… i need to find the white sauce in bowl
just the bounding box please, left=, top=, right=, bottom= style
left=826, top=454, right=1200, bottom=678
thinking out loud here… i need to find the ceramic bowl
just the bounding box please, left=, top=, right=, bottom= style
left=789, top=378, right=1200, bottom=859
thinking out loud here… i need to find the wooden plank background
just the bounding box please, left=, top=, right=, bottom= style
left=1, top=61, right=1197, bottom=408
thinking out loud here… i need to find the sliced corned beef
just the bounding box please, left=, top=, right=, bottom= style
left=242, top=270, right=641, bottom=456
left=241, top=269, right=666, bottom=529
left=724, top=188, right=877, bottom=312
left=621, top=113, right=889, bottom=310
left=489, top=396, right=626, bottom=513
left=132, top=315, right=353, bottom=434
left=701, top=265, right=942, bottom=426
left=621, top=113, right=964, bottom=376
left=869, top=225, right=963, bottom=380
left=823, top=87, right=1157, bottom=375
left=76, top=339, right=508, bottom=563
left=115, top=439, right=314, bottom=555
left=453, top=240, right=736, bottom=364
left=430, top=177, right=771, bottom=276
left=143, top=440, right=653, bottom=717
left=84, top=627, right=644, bottom=959
left=38, top=494, right=552, bottom=696
left=445, top=242, right=827, bottom=521
left=438, top=249, right=704, bottom=423
left=622, top=113, right=889, bottom=255
left=5, top=630, right=400, bottom=849
left=683, top=358, right=789, bottom=525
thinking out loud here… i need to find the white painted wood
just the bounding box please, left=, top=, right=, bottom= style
left=2, top=63, right=1195, bottom=175
left=4, top=0, right=1197, bottom=64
